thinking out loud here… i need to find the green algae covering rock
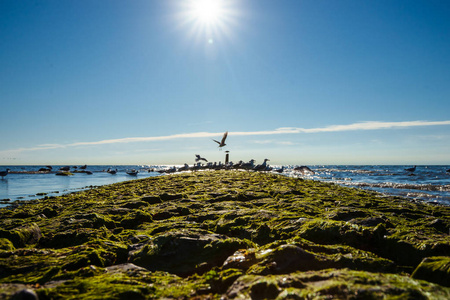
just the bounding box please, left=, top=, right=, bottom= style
left=0, top=170, right=449, bottom=299
left=412, top=256, right=450, bottom=287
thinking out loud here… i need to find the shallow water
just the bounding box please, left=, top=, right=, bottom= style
left=1, top=164, right=449, bottom=207
left=283, top=165, right=450, bottom=206
left=0, top=165, right=161, bottom=207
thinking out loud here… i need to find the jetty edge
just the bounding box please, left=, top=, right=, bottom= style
left=0, top=170, right=449, bottom=299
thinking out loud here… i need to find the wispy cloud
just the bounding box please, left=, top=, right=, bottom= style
left=251, top=140, right=297, bottom=145
left=232, top=120, right=450, bottom=136
left=2, top=120, right=450, bottom=154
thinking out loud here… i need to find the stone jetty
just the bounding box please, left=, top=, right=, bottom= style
left=0, top=170, right=449, bottom=299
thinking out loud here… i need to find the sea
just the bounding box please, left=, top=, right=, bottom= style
left=0, top=165, right=449, bottom=208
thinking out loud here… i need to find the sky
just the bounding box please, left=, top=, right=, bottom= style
left=1, top=0, right=450, bottom=166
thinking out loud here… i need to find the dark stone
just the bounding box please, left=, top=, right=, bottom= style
left=11, top=289, right=38, bottom=300
left=141, top=196, right=162, bottom=204
left=250, top=281, right=280, bottom=300
left=427, top=218, right=449, bottom=234
left=264, top=244, right=323, bottom=274
left=350, top=217, right=386, bottom=227
left=159, top=193, right=183, bottom=201
left=129, top=230, right=252, bottom=276
left=122, top=201, right=148, bottom=209
left=411, top=256, right=450, bottom=287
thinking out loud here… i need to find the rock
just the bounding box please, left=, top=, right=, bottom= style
left=119, top=210, right=152, bottom=229
left=122, top=201, right=148, bottom=209
left=411, top=256, right=450, bottom=287
left=11, top=289, right=38, bottom=300
left=427, top=218, right=449, bottom=234
left=0, top=170, right=449, bottom=299
left=0, top=238, right=15, bottom=251
left=141, top=195, right=162, bottom=204
left=106, top=263, right=148, bottom=274
left=0, top=223, right=41, bottom=248
left=256, top=244, right=322, bottom=274
left=129, top=229, right=254, bottom=276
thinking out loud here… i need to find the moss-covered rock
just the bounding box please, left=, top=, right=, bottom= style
left=0, top=238, right=15, bottom=251
left=226, top=269, right=450, bottom=299
left=412, top=256, right=450, bottom=287
left=130, top=229, right=255, bottom=276
left=0, top=170, right=448, bottom=299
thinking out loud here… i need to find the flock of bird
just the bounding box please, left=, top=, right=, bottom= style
left=1, top=131, right=449, bottom=179
left=157, top=158, right=281, bottom=174
left=156, top=156, right=318, bottom=175
left=154, top=131, right=313, bottom=174
left=0, top=165, right=142, bottom=179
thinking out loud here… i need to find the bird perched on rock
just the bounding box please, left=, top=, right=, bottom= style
left=241, top=159, right=256, bottom=170
left=195, top=155, right=208, bottom=162
left=213, top=131, right=228, bottom=150
left=107, top=168, right=117, bottom=175
left=254, top=159, right=270, bottom=171
left=274, top=166, right=285, bottom=173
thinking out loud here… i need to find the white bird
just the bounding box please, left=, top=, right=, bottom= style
left=195, top=154, right=208, bottom=162
left=213, top=131, right=228, bottom=150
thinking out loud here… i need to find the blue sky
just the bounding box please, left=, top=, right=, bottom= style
left=1, top=0, right=449, bottom=166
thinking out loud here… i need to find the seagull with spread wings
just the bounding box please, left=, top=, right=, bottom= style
left=195, top=154, right=208, bottom=162
left=213, top=131, right=228, bottom=150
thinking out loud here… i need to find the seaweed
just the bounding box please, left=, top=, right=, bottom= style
left=0, top=170, right=449, bottom=299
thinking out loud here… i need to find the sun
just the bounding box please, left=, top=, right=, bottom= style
left=175, top=0, right=239, bottom=46
left=190, top=0, right=225, bottom=24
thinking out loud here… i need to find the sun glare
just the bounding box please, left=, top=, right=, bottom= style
left=176, top=0, right=240, bottom=46
left=191, top=0, right=223, bottom=24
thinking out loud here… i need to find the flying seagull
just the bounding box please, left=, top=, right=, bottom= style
left=213, top=131, right=228, bottom=150
left=195, top=154, right=208, bottom=162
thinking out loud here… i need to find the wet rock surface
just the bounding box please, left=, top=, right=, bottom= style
left=0, top=170, right=449, bottom=299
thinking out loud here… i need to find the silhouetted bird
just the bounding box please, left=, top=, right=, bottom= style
left=0, top=169, right=10, bottom=179
left=213, top=131, right=228, bottom=150
left=274, top=166, right=285, bottom=173
left=241, top=159, right=256, bottom=170
left=107, top=168, right=117, bottom=175
left=195, top=155, right=208, bottom=162
left=294, top=166, right=315, bottom=175
left=178, top=163, right=190, bottom=171
left=404, top=166, right=416, bottom=173
left=127, top=169, right=138, bottom=176
left=254, top=159, right=270, bottom=171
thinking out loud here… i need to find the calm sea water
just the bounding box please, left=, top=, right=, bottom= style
left=0, top=165, right=449, bottom=207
